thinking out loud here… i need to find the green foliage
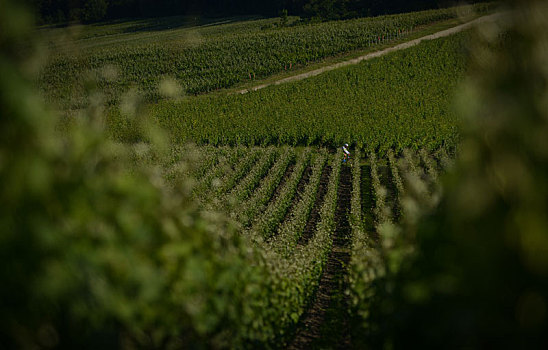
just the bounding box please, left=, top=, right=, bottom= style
left=235, top=147, right=296, bottom=227
left=349, top=147, right=443, bottom=348
left=269, top=152, right=327, bottom=255
left=189, top=149, right=345, bottom=347
left=142, top=31, right=467, bottom=150
left=3, top=2, right=339, bottom=347
left=37, top=5, right=475, bottom=110
left=8, top=0, right=548, bottom=348
left=2, top=10, right=265, bottom=345
left=350, top=1, right=548, bottom=347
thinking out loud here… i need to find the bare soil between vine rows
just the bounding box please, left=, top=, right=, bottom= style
left=289, top=164, right=352, bottom=349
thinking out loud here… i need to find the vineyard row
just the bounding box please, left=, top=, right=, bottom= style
left=163, top=145, right=452, bottom=347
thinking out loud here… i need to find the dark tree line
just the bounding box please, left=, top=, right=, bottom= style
left=27, top=0, right=490, bottom=24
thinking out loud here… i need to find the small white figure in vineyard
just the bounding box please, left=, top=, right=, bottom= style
left=342, top=143, right=350, bottom=163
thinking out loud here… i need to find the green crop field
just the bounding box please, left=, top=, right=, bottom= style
left=123, top=32, right=468, bottom=151
left=3, top=0, right=548, bottom=349
left=36, top=4, right=493, bottom=111
left=70, top=141, right=451, bottom=348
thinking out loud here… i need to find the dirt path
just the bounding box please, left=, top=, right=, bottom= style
left=289, top=165, right=352, bottom=349
left=238, top=13, right=502, bottom=94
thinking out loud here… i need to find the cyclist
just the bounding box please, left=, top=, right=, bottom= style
left=342, top=143, right=350, bottom=163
